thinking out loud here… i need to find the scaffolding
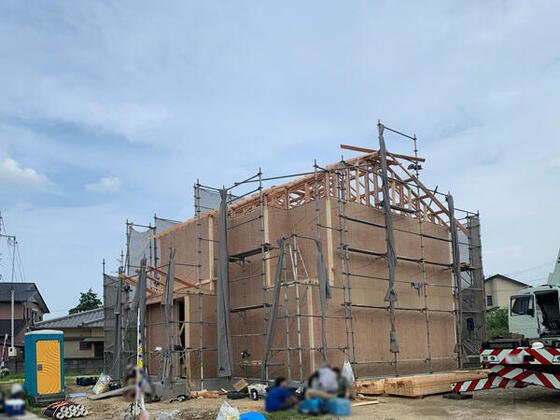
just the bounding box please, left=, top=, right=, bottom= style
left=104, top=123, right=486, bottom=388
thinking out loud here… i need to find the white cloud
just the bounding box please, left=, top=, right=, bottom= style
left=0, top=158, right=52, bottom=190
left=85, top=176, right=122, bottom=193
left=1, top=1, right=559, bottom=311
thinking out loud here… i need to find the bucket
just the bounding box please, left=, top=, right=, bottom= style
left=5, top=398, right=25, bottom=416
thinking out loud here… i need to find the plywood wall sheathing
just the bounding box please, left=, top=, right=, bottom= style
left=143, top=151, right=468, bottom=380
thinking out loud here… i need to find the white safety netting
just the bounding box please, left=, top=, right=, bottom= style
left=126, top=217, right=180, bottom=275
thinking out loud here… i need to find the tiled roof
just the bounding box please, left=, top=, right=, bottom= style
left=0, top=283, right=49, bottom=313
left=35, top=308, right=103, bottom=329
left=0, top=319, right=27, bottom=337
left=485, top=274, right=529, bottom=287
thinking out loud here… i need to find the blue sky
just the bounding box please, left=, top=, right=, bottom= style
left=0, top=1, right=559, bottom=317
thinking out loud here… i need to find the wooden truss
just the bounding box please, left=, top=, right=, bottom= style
left=119, top=266, right=208, bottom=300
left=228, top=147, right=468, bottom=235
left=151, top=147, right=468, bottom=239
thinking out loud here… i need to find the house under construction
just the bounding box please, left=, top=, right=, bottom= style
left=103, top=123, right=486, bottom=389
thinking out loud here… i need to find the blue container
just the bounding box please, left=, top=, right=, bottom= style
left=326, top=397, right=351, bottom=416
left=23, top=330, right=65, bottom=398
left=5, top=399, right=25, bottom=416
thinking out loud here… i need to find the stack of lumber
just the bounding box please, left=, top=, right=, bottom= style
left=353, top=369, right=489, bottom=398
left=352, top=378, right=386, bottom=395
left=383, top=369, right=489, bottom=397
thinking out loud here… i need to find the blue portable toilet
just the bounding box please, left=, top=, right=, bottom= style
left=24, top=330, right=65, bottom=405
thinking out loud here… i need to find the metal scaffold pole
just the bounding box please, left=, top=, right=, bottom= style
left=313, top=161, right=328, bottom=363
left=114, top=267, right=123, bottom=382
left=258, top=169, right=269, bottom=380
left=288, top=236, right=305, bottom=382
left=195, top=181, right=205, bottom=389
left=241, top=259, right=249, bottom=378
left=337, top=167, right=357, bottom=377
left=412, top=134, right=433, bottom=372
left=468, top=212, right=486, bottom=359
left=378, top=122, right=400, bottom=375
left=282, top=244, right=292, bottom=381
left=262, top=237, right=286, bottom=379
left=153, top=215, right=159, bottom=269
left=447, top=193, right=464, bottom=368
left=162, top=246, right=176, bottom=389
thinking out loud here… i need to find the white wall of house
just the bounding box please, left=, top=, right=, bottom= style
left=485, top=276, right=527, bottom=310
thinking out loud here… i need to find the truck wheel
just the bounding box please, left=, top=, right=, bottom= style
left=250, top=389, right=259, bottom=400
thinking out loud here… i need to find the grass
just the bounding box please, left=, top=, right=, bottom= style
left=0, top=372, right=101, bottom=383
left=24, top=395, right=45, bottom=418
left=0, top=373, right=24, bottom=382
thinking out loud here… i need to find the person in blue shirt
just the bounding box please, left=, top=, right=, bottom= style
left=265, top=377, right=298, bottom=412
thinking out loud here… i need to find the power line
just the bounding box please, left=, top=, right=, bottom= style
left=505, top=262, right=552, bottom=277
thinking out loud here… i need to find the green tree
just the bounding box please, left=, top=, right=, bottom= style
left=69, top=288, right=102, bottom=314
left=486, top=307, right=509, bottom=340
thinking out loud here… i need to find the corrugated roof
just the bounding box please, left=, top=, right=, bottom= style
left=0, top=283, right=49, bottom=313
left=35, top=308, right=103, bottom=329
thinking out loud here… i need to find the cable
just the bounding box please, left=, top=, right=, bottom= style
left=16, top=243, right=25, bottom=282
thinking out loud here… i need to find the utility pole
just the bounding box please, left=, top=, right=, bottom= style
left=9, top=289, right=15, bottom=357
left=0, top=214, right=17, bottom=357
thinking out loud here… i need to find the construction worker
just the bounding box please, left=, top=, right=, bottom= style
left=305, top=364, right=339, bottom=400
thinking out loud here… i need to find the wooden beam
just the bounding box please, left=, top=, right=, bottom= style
left=145, top=279, right=214, bottom=303
left=146, top=265, right=200, bottom=289
left=340, top=144, right=378, bottom=154
left=364, top=168, right=370, bottom=206
left=386, top=166, right=448, bottom=228
left=340, top=144, right=426, bottom=162
left=135, top=269, right=166, bottom=287
left=142, top=271, right=194, bottom=293
left=119, top=273, right=158, bottom=296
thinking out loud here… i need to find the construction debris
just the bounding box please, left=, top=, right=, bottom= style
left=351, top=400, right=379, bottom=407
left=355, top=394, right=380, bottom=401
left=154, top=410, right=181, bottom=420
left=233, top=379, right=249, bottom=393
left=189, top=390, right=221, bottom=399
left=88, top=385, right=134, bottom=400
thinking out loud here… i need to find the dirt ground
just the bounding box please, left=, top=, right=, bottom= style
left=68, top=384, right=560, bottom=420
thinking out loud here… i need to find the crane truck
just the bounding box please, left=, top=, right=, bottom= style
left=453, top=250, right=560, bottom=393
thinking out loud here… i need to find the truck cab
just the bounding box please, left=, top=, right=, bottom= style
left=509, top=286, right=560, bottom=340
left=508, top=249, right=560, bottom=344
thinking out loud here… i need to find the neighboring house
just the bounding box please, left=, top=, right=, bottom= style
left=34, top=308, right=104, bottom=360
left=0, top=283, right=49, bottom=352
left=485, top=274, right=529, bottom=310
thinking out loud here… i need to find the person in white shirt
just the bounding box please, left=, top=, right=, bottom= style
left=305, top=364, right=339, bottom=400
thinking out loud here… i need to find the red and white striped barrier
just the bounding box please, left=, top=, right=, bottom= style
left=480, top=347, right=560, bottom=366
left=451, top=347, right=560, bottom=393
left=491, top=365, right=560, bottom=389
left=452, top=375, right=523, bottom=392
